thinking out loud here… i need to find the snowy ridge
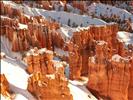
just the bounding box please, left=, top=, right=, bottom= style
left=3, top=1, right=107, bottom=28
left=69, top=79, right=97, bottom=100
left=88, top=3, right=133, bottom=22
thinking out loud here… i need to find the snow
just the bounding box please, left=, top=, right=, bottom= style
left=111, top=54, right=129, bottom=62
left=89, top=56, right=96, bottom=64
left=68, top=79, right=97, bottom=100
left=96, top=40, right=107, bottom=45
left=1, top=56, right=36, bottom=100
left=117, top=31, right=133, bottom=45
left=53, top=61, right=64, bottom=68
left=46, top=74, right=55, bottom=80
left=18, top=23, right=28, bottom=29
left=14, top=94, right=28, bottom=100
left=88, top=3, right=133, bottom=22
left=55, top=47, right=69, bottom=57
left=38, top=10, right=107, bottom=27
left=1, top=59, right=29, bottom=89
left=1, top=94, right=11, bottom=100
left=38, top=48, right=47, bottom=54
left=1, top=15, right=12, bottom=20
left=3, top=1, right=107, bottom=28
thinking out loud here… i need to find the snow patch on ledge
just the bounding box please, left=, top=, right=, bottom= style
left=111, top=54, right=129, bottom=62
left=68, top=79, right=97, bottom=100
left=96, top=40, right=107, bottom=45
left=55, top=47, right=69, bottom=57
left=117, top=31, right=133, bottom=45
left=18, top=23, right=28, bottom=29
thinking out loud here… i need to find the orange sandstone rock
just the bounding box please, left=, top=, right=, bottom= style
left=26, top=48, right=73, bottom=100
left=87, top=41, right=131, bottom=100
left=0, top=74, right=11, bottom=99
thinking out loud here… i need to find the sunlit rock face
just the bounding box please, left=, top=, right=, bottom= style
left=1, top=15, right=63, bottom=52
left=0, top=74, right=11, bottom=100
left=25, top=48, right=73, bottom=100
left=27, top=72, right=73, bottom=100
left=68, top=23, right=120, bottom=80
left=87, top=41, right=132, bottom=100
left=0, top=2, right=63, bottom=52
left=25, top=47, right=54, bottom=74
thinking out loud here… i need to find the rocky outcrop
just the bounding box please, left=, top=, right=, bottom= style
left=25, top=48, right=73, bottom=100
left=1, top=2, right=64, bottom=52
left=68, top=23, right=119, bottom=80
left=0, top=74, right=11, bottom=99
left=87, top=41, right=132, bottom=100
left=25, top=47, right=54, bottom=74
left=27, top=72, right=73, bottom=100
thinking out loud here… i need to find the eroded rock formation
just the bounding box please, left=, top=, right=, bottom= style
left=0, top=2, right=64, bottom=52
left=25, top=48, right=73, bottom=100
left=0, top=74, right=11, bottom=99
left=87, top=41, right=132, bottom=100
left=68, top=23, right=120, bottom=80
